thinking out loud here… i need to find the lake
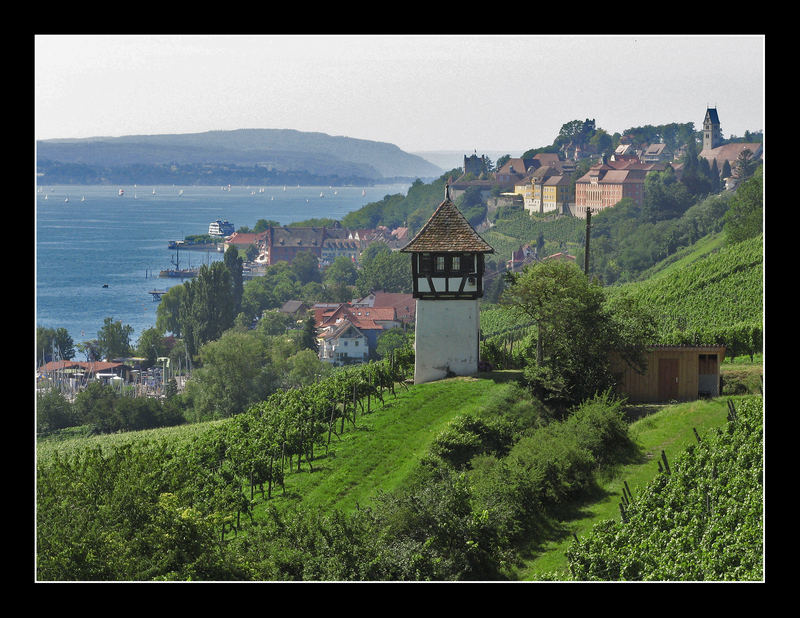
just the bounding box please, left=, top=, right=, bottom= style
left=35, top=182, right=411, bottom=360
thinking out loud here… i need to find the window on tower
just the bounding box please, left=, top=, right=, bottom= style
left=464, top=253, right=475, bottom=273
left=417, top=252, right=479, bottom=276
left=419, top=253, right=432, bottom=273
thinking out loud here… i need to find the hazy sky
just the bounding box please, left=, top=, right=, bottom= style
left=35, top=34, right=765, bottom=155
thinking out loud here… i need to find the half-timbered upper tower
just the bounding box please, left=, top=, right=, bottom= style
left=400, top=185, right=494, bottom=384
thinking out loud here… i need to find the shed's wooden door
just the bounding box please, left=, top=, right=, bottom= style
left=658, top=358, right=679, bottom=400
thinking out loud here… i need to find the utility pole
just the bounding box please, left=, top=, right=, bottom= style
left=584, top=207, right=592, bottom=276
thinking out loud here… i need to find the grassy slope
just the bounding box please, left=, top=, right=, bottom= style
left=517, top=395, right=751, bottom=580
left=254, top=375, right=518, bottom=517
left=38, top=375, right=520, bottom=518
left=36, top=375, right=760, bottom=581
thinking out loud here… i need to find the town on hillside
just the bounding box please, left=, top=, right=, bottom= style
left=221, top=107, right=763, bottom=271
left=213, top=108, right=763, bottom=368
left=36, top=107, right=762, bottom=392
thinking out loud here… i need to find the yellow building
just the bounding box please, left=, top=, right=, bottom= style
left=513, top=177, right=533, bottom=208
left=542, top=174, right=571, bottom=213
left=521, top=166, right=548, bottom=215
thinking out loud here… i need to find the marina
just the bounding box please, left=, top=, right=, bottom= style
left=36, top=183, right=410, bottom=353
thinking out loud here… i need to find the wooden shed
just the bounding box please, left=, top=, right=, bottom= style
left=611, top=345, right=726, bottom=403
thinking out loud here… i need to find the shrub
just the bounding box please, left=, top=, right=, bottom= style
left=37, top=388, right=77, bottom=433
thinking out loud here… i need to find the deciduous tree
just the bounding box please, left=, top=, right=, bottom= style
left=355, top=243, right=411, bottom=296
left=180, top=262, right=235, bottom=357
left=37, top=326, right=76, bottom=362
left=184, top=330, right=270, bottom=420
left=224, top=245, right=244, bottom=315
left=97, top=317, right=133, bottom=360
left=155, top=284, right=186, bottom=337
left=501, top=260, right=654, bottom=413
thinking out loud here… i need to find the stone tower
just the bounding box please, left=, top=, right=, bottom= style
left=463, top=152, right=485, bottom=176
left=703, top=107, right=722, bottom=151
left=400, top=185, right=495, bottom=384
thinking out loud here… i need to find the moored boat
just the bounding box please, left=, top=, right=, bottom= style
left=208, top=219, right=235, bottom=237
left=158, top=268, right=198, bottom=278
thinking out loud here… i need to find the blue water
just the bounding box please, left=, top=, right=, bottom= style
left=35, top=183, right=410, bottom=358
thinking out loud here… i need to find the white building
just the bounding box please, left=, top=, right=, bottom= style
left=400, top=186, right=495, bottom=384
left=317, top=319, right=369, bottom=366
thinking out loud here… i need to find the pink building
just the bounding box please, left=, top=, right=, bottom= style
left=574, top=163, right=647, bottom=217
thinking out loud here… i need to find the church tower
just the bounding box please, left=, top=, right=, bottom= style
left=400, top=185, right=495, bottom=384
left=703, top=107, right=722, bottom=151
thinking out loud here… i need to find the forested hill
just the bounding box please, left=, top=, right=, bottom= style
left=36, top=129, right=443, bottom=185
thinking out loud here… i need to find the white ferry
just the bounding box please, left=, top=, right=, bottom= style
left=208, top=219, right=235, bottom=237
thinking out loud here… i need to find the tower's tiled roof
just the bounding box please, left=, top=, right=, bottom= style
left=400, top=187, right=494, bottom=254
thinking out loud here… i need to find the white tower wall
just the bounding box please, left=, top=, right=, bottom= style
left=414, top=298, right=480, bottom=384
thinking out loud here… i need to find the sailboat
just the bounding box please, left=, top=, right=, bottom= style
left=159, top=243, right=199, bottom=278
left=361, top=189, right=366, bottom=197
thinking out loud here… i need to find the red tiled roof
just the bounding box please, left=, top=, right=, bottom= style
left=699, top=143, right=763, bottom=168
left=542, top=252, right=576, bottom=262
left=317, top=304, right=352, bottom=327
left=495, top=158, right=534, bottom=176
left=352, top=292, right=416, bottom=321
left=534, top=153, right=561, bottom=165
left=350, top=306, right=396, bottom=322
left=38, top=360, right=124, bottom=373
left=319, top=318, right=365, bottom=340
left=318, top=304, right=398, bottom=328
left=227, top=232, right=266, bottom=245
left=576, top=167, right=647, bottom=185
left=401, top=190, right=494, bottom=254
